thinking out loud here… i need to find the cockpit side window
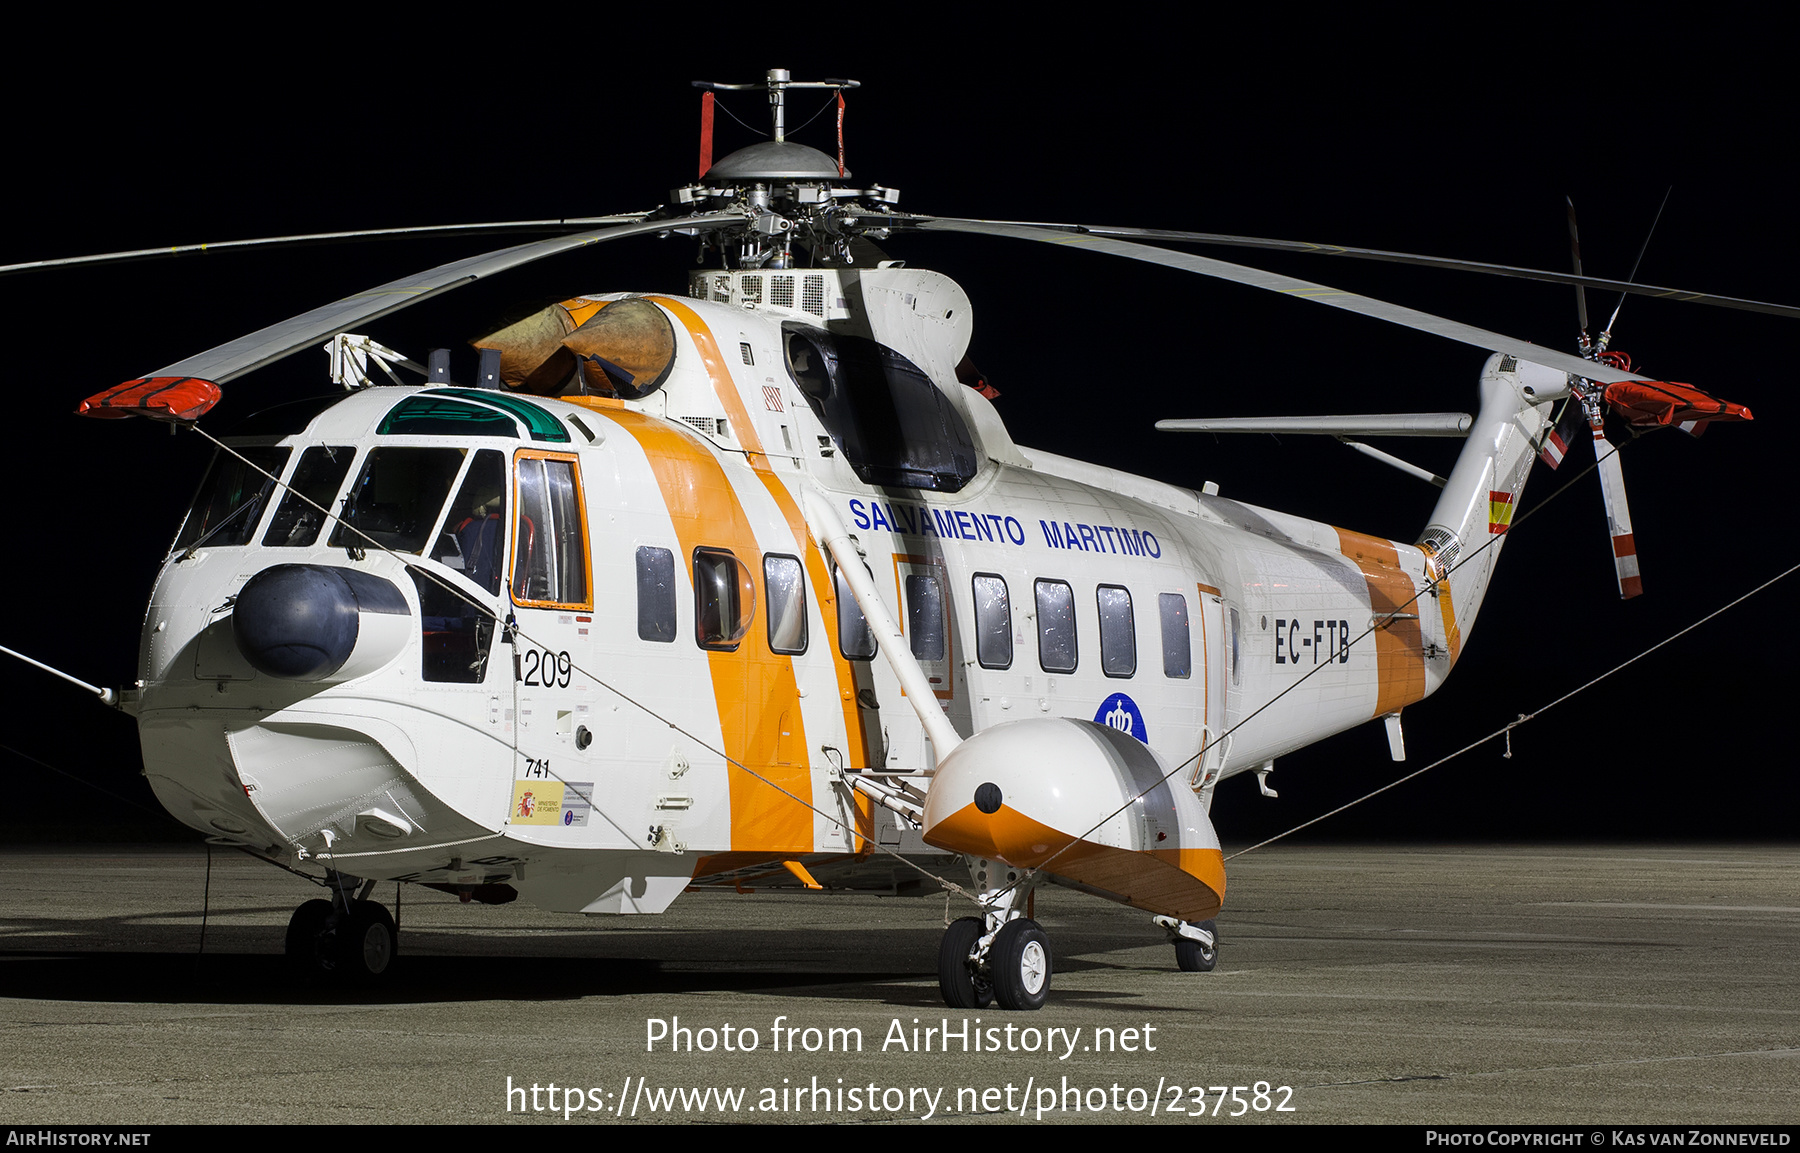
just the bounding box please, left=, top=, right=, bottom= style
left=430, top=450, right=508, bottom=595
left=510, top=452, right=590, bottom=609
left=264, top=446, right=355, bottom=548
left=173, top=446, right=291, bottom=554
left=329, top=447, right=465, bottom=554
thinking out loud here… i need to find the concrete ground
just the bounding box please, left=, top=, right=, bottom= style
left=0, top=842, right=1795, bottom=1125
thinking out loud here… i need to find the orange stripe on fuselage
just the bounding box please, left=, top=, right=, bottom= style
left=599, top=407, right=813, bottom=854
left=649, top=297, right=877, bottom=849
left=1421, top=542, right=1462, bottom=667
left=1335, top=527, right=1427, bottom=717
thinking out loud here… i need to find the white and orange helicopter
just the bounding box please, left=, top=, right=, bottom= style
left=3, top=71, right=1769, bottom=1010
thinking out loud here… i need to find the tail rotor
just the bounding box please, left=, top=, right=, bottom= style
left=1550, top=197, right=1751, bottom=600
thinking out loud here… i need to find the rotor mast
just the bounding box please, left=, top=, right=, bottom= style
left=679, top=71, right=898, bottom=271
left=693, top=68, right=859, bottom=143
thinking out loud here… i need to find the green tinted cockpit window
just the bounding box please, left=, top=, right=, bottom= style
left=378, top=396, right=520, bottom=438
left=432, top=389, right=569, bottom=443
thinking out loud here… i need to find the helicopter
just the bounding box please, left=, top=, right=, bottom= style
left=2, top=69, right=1772, bottom=1012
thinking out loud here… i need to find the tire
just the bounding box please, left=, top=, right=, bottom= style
left=335, top=900, right=398, bottom=983
left=284, top=899, right=334, bottom=976
left=937, top=917, right=993, bottom=1009
left=1175, top=919, right=1218, bottom=972
left=990, top=918, right=1051, bottom=1010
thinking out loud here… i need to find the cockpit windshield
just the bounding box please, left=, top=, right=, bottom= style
left=173, top=447, right=291, bottom=554
left=329, top=447, right=465, bottom=554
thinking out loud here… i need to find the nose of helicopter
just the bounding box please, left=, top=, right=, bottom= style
left=232, top=564, right=410, bottom=680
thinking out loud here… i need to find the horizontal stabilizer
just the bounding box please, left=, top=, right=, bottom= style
left=1157, top=413, right=1472, bottom=437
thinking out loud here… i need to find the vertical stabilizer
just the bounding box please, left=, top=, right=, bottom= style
left=1418, top=354, right=1562, bottom=643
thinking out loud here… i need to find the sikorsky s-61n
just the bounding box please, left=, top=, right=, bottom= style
left=10, top=71, right=1763, bottom=1010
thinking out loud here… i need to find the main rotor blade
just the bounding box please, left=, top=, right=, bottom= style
left=0, top=215, right=658, bottom=278
left=895, top=216, right=1800, bottom=323
left=1600, top=186, right=1674, bottom=343
left=1566, top=196, right=1592, bottom=342
left=145, top=211, right=746, bottom=384
left=913, top=219, right=1648, bottom=383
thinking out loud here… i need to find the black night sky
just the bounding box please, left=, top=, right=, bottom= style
left=2, top=21, right=1793, bottom=843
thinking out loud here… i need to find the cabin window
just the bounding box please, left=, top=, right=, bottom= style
left=1097, top=585, right=1136, bottom=678
left=174, top=446, right=290, bottom=553
left=263, top=445, right=355, bottom=548
left=694, top=548, right=755, bottom=651
left=834, top=562, right=878, bottom=660
left=330, top=447, right=465, bottom=554
left=429, top=450, right=507, bottom=594
left=972, top=573, right=1012, bottom=670
left=1159, top=593, right=1192, bottom=679
left=636, top=547, right=677, bottom=643
left=764, top=554, right=808, bottom=654
left=1035, top=579, right=1077, bottom=673
left=510, top=452, right=590, bottom=609
left=906, top=573, right=947, bottom=661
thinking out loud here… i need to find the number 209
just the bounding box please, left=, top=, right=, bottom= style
left=521, top=648, right=572, bottom=688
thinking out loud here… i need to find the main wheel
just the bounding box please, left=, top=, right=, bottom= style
left=335, top=900, right=398, bottom=983
left=990, top=918, right=1051, bottom=1010
left=1174, top=919, right=1218, bottom=972
left=937, top=916, right=993, bottom=1009
left=284, top=898, right=334, bottom=976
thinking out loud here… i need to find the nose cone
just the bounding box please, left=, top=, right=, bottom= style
left=233, top=565, right=396, bottom=680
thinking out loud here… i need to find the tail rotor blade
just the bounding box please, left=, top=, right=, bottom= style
left=1591, top=425, right=1643, bottom=599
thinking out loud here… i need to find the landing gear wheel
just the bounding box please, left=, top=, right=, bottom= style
left=990, top=918, right=1051, bottom=1010
left=1174, top=919, right=1218, bottom=972
left=335, top=900, right=398, bottom=983
left=937, top=916, right=993, bottom=1009
left=284, top=899, right=334, bottom=976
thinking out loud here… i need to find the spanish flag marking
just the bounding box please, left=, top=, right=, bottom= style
left=1488, top=490, right=1515, bottom=535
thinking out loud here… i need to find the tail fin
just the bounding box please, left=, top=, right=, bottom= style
left=1418, top=354, right=1562, bottom=641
